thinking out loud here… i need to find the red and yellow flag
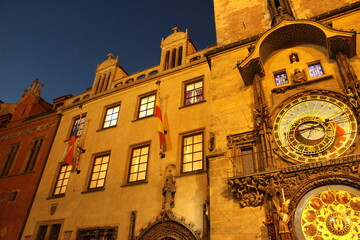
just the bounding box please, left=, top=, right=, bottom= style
left=155, top=85, right=165, bottom=154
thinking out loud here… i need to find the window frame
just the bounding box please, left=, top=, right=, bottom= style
left=52, top=164, right=72, bottom=197
left=127, top=144, right=151, bottom=183
left=308, top=61, right=325, bottom=78
left=68, top=114, right=86, bottom=139
left=183, top=77, right=205, bottom=107
left=1, top=142, right=20, bottom=177
left=33, top=220, right=63, bottom=240
left=137, top=92, right=156, bottom=120
left=181, top=131, right=205, bottom=174
left=274, top=70, right=289, bottom=86
left=24, top=137, right=44, bottom=173
left=87, top=152, right=110, bottom=190
left=101, top=103, right=120, bottom=129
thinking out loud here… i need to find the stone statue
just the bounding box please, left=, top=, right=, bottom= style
left=163, top=170, right=176, bottom=210
left=346, top=88, right=358, bottom=108
left=273, top=199, right=291, bottom=240
left=292, top=69, right=307, bottom=84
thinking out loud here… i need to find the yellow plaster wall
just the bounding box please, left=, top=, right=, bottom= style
left=22, top=61, right=211, bottom=239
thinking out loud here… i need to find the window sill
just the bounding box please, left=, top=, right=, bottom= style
left=121, top=180, right=148, bottom=188
left=81, top=188, right=105, bottom=194
left=178, top=100, right=207, bottom=109
left=132, top=115, right=154, bottom=123
left=47, top=194, right=65, bottom=200
left=96, top=125, right=117, bottom=132
left=176, top=169, right=207, bottom=178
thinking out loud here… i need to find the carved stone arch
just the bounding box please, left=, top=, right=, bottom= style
left=289, top=174, right=360, bottom=212
left=237, top=20, right=356, bottom=85
left=136, top=211, right=201, bottom=240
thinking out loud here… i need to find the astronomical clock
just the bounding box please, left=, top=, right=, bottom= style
left=273, top=93, right=360, bottom=240
left=273, top=94, right=358, bottom=163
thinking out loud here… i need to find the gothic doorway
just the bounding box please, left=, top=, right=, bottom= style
left=136, top=212, right=200, bottom=240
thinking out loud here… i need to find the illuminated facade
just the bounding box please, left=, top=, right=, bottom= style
left=20, top=1, right=360, bottom=240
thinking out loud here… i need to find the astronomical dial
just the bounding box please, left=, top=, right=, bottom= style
left=273, top=95, right=357, bottom=162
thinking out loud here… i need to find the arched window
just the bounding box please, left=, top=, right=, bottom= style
left=177, top=46, right=183, bottom=66
left=171, top=48, right=177, bottom=68
left=164, top=51, right=170, bottom=70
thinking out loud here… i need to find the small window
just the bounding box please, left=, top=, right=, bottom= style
left=103, top=105, right=120, bottom=128
left=308, top=62, right=324, bottom=78
left=149, top=70, right=158, bottom=76
left=137, top=74, right=146, bottom=80
left=1, top=143, right=20, bottom=177
left=128, top=145, right=150, bottom=182
left=24, top=138, right=44, bottom=172
left=184, top=80, right=204, bottom=106
left=138, top=94, right=156, bottom=119
left=182, top=132, right=204, bottom=173
left=35, top=223, right=62, bottom=240
left=241, top=147, right=255, bottom=175
left=70, top=115, right=86, bottom=138
left=274, top=71, right=289, bottom=86
left=53, top=164, right=72, bottom=196
left=76, top=227, right=118, bottom=240
left=88, top=154, right=110, bottom=189
left=9, top=190, right=19, bottom=202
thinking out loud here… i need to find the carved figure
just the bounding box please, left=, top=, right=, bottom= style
left=163, top=170, right=176, bottom=210
left=273, top=199, right=292, bottom=240
left=263, top=213, right=276, bottom=240
left=292, top=69, right=307, bottom=83
left=346, top=88, right=358, bottom=108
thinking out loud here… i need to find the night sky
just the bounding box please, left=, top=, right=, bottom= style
left=0, top=1, right=216, bottom=104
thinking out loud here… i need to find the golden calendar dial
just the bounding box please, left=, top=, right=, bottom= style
left=273, top=95, right=357, bottom=162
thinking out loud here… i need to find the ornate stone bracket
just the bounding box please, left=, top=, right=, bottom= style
left=227, top=131, right=258, bottom=148
left=228, top=154, right=360, bottom=208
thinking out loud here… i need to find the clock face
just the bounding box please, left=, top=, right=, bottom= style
left=273, top=95, right=357, bottom=162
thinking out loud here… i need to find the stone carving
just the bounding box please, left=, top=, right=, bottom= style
left=289, top=53, right=299, bottom=63
left=22, top=79, right=43, bottom=99
left=273, top=199, right=291, bottom=240
left=263, top=213, right=276, bottom=240
left=163, top=170, right=176, bottom=210
left=291, top=69, right=307, bottom=84
left=227, top=131, right=258, bottom=148
left=228, top=154, right=360, bottom=208
left=135, top=211, right=201, bottom=240
left=346, top=87, right=358, bottom=108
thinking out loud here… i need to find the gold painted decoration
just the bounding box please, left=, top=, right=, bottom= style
left=273, top=95, right=357, bottom=162
left=301, top=189, right=360, bottom=240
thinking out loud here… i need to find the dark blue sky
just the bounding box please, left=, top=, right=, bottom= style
left=0, top=1, right=216, bottom=104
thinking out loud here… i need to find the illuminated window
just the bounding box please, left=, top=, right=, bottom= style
left=308, top=62, right=324, bottom=78
left=53, top=164, right=72, bottom=196
left=103, top=105, right=120, bottom=128
left=138, top=94, right=156, bottom=119
left=182, top=133, right=204, bottom=173
left=185, top=80, right=203, bottom=106
left=1, top=143, right=20, bottom=177
left=24, top=138, right=44, bottom=172
left=88, top=154, right=110, bottom=189
left=128, top=145, right=150, bottom=182
left=274, top=71, right=289, bottom=86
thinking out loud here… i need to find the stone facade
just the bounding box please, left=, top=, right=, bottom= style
left=16, top=1, right=360, bottom=240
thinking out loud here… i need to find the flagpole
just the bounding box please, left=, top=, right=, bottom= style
left=155, top=80, right=165, bottom=158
